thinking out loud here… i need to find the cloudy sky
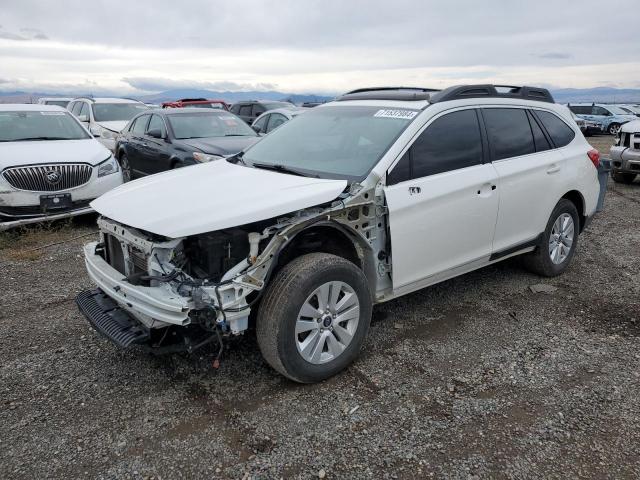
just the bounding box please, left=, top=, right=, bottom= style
left=1, top=0, right=639, bottom=95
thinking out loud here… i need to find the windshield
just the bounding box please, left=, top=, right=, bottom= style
left=0, top=110, right=91, bottom=142
left=242, top=105, right=417, bottom=180
left=92, top=103, right=148, bottom=122
left=45, top=100, right=70, bottom=108
left=607, top=106, right=632, bottom=115
left=168, top=112, right=257, bottom=139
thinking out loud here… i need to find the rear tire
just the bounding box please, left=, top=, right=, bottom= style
left=522, top=199, right=579, bottom=277
left=611, top=171, right=636, bottom=184
left=256, top=253, right=372, bottom=383
left=608, top=123, right=621, bottom=135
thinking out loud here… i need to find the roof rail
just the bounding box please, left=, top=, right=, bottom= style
left=429, top=84, right=555, bottom=104
left=73, top=96, right=95, bottom=102
left=337, top=87, right=439, bottom=102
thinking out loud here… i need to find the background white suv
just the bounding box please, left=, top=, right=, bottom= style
left=76, top=85, right=602, bottom=383
left=67, top=97, right=148, bottom=152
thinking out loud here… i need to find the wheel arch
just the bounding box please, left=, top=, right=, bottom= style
left=561, top=190, right=586, bottom=232
left=272, top=221, right=377, bottom=293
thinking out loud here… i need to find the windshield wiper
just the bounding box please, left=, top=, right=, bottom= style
left=13, top=136, right=71, bottom=141
left=224, top=134, right=250, bottom=137
left=251, top=162, right=318, bottom=178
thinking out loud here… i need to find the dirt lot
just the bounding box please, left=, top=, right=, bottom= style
left=1, top=135, right=639, bottom=479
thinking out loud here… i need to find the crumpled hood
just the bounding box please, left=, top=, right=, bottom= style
left=180, top=136, right=260, bottom=156
left=96, top=121, right=128, bottom=133
left=91, top=160, right=348, bottom=238
left=0, top=139, right=112, bottom=169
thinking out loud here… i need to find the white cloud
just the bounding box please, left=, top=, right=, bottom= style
left=0, top=0, right=639, bottom=94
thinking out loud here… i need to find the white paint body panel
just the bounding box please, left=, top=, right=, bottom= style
left=385, top=164, right=499, bottom=289
left=91, top=160, right=348, bottom=238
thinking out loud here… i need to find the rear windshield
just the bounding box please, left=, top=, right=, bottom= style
left=0, top=111, right=91, bottom=142
left=168, top=112, right=257, bottom=139
left=92, top=103, right=149, bottom=122
left=45, top=100, right=70, bottom=108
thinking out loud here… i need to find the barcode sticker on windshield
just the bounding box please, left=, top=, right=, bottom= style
left=40, top=111, right=66, bottom=115
left=374, top=109, right=418, bottom=120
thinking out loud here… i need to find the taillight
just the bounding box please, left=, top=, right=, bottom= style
left=587, top=148, right=600, bottom=169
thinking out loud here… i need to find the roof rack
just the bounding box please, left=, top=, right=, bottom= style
left=429, top=84, right=555, bottom=104
left=337, top=87, right=439, bottom=102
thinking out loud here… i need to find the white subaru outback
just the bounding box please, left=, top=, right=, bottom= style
left=77, top=85, right=602, bottom=383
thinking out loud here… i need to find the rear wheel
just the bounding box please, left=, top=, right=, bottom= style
left=611, top=171, right=636, bottom=184
left=523, top=199, right=579, bottom=277
left=608, top=123, right=621, bottom=135
left=256, top=253, right=372, bottom=383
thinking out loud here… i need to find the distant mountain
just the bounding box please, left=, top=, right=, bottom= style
left=550, top=87, right=640, bottom=104
left=2, top=86, right=639, bottom=105
left=137, top=89, right=335, bottom=105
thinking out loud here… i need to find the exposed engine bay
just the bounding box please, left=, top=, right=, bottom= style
left=86, top=182, right=391, bottom=353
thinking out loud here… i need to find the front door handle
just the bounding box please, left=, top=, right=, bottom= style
left=547, top=164, right=561, bottom=174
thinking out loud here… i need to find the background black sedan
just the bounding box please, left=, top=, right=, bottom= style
left=115, top=108, right=260, bottom=180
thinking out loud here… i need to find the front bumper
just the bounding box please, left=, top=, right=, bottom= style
left=83, top=241, right=192, bottom=327
left=610, top=146, right=640, bottom=174
left=0, top=169, right=122, bottom=225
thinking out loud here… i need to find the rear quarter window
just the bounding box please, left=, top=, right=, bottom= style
left=534, top=111, right=576, bottom=148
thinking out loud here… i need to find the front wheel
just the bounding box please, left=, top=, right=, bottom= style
left=256, top=253, right=372, bottom=383
left=522, top=199, right=579, bottom=277
left=611, top=171, right=636, bottom=184
left=119, top=154, right=132, bottom=182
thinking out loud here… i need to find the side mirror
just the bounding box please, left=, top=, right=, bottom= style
left=77, top=114, right=89, bottom=123
left=252, top=125, right=262, bottom=134
left=147, top=128, right=163, bottom=138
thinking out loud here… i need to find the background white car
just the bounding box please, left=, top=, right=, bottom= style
left=0, top=104, right=123, bottom=230
left=37, top=97, right=73, bottom=108
left=67, top=97, right=149, bottom=152
left=251, top=106, right=308, bottom=135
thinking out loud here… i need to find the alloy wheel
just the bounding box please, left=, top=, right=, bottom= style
left=295, top=281, right=360, bottom=364
left=548, top=213, right=575, bottom=265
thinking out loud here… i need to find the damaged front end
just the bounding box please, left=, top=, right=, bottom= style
left=77, top=182, right=391, bottom=354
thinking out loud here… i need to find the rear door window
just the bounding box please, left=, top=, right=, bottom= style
left=534, top=110, right=576, bottom=148
left=388, top=109, right=483, bottom=184
left=527, top=111, right=551, bottom=152
left=482, top=108, right=535, bottom=161
left=131, top=115, right=150, bottom=136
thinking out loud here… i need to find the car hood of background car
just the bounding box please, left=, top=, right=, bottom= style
left=179, top=136, right=260, bottom=156
left=0, top=139, right=112, bottom=169
left=97, top=121, right=128, bottom=132
left=90, top=160, right=348, bottom=238
left=620, top=119, right=640, bottom=132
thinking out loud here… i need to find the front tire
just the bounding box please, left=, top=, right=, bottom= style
left=611, top=171, right=636, bottom=184
left=256, top=253, right=372, bottom=383
left=523, top=199, right=579, bottom=277
left=119, top=154, right=132, bottom=182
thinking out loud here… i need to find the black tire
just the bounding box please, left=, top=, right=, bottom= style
left=256, top=253, right=372, bottom=383
left=119, top=153, right=132, bottom=182
left=522, top=199, right=580, bottom=277
left=611, top=171, right=636, bottom=184
left=608, top=123, right=620, bottom=135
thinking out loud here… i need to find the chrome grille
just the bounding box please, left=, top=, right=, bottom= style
left=2, top=164, right=93, bottom=192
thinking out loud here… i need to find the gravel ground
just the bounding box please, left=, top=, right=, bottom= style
left=1, top=137, right=639, bottom=479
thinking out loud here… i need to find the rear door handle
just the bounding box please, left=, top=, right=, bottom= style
left=547, top=165, right=561, bottom=174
